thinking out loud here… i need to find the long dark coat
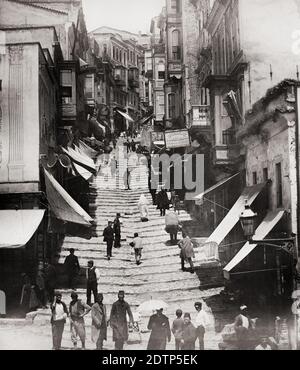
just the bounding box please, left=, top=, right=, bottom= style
left=147, top=313, right=171, bottom=350
left=156, top=190, right=170, bottom=210
left=182, top=322, right=197, bottom=350
left=110, top=300, right=134, bottom=342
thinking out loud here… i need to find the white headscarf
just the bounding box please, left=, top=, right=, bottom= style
left=138, top=194, right=149, bottom=206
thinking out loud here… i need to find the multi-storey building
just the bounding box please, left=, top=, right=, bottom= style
left=164, top=0, right=184, bottom=130
left=90, top=26, right=149, bottom=135
left=0, top=1, right=94, bottom=313
left=200, top=0, right=300, bottom=173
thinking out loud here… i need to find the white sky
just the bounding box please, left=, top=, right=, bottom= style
left=82, top=0, right=165, bottom=34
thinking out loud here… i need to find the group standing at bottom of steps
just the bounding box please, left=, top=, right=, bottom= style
left=49, top=290, right=210, bottom=351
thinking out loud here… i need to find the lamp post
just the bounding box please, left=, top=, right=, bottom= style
left=239, top=201, right=257, bottom=240
left=239, top=202, right=298, bottom=349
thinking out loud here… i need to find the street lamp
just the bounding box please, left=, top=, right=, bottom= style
left=239, top=201, right=257, bottom=240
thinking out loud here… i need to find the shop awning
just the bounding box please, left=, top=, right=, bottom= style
left=0, top=210, right=45, bottom=249
left=78, top=140, right=98, bottom=159
left=73, top=162, right=93, bottom=181
left=62, top=147, right=96, bottom=172
left=140, top=114, right=153, bottom=125
left=204, top=182, right=267, bottom=247
left=44, top=170, right=93, bottom=226
left=194, top=173, right=241, bottom=200
left=223, top=210, right=285, bottom=279
left=117, top=110, right=134, bottom=123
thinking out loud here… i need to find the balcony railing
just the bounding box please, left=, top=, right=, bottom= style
left=190, top=105, right=210, bottom=127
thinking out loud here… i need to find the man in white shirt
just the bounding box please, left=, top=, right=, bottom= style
left=194, top=302, right=209, bottom=350
left=50, top=293, right=68, bottom=350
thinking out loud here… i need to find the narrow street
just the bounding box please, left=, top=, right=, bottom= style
left=16, top=142, right=225, bottom=350
left=1, top=0, right=298, bottom=353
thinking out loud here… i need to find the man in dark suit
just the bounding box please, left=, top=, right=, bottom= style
left=147, top=308, right=171, bottom=350
left=64, top=249, right=80, bottom=290
left=103, top=221, right=114, bottom=260
left=113, top=213, right=122, bottom=249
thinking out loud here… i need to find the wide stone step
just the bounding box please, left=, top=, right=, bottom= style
left=49, top=287, right=224, bottom=308
left=57, top=259, right=219, bottom=276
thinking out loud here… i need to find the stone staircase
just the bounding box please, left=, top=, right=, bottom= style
left=30, top=144, right=224, bottom=349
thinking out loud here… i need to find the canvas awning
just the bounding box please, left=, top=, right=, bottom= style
left=223, top=210, right=286, bottom=279
left=194, top=173, right=241, bottom=200
left=78, top=140, right=98, bottom=159
left=73, top=162, right=93, bottom=181
left=117, top=110, right=134, bottom=123
left=204, top=182, right=267, bottom=248
left=62, top=147, right=96, bottom=172
left=0, top=210, right=45, bottom=249
left=79, top=57, right=88, bottom=68
left=140, top=114, right=153, bottom=125
left=44, top=170, right=93, bottom=226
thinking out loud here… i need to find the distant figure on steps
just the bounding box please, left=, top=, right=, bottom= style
left=138, top=194, right=149, bottom=222
left=130, top=233, right=143, bottom=265
left=86, top=260, right=100, bottom=306
left=156, top=187, right=170, bottom=216
left=113, top=213, right=122, bottom=248
left=103, top=221, right=115, bottom=260
left=165, top=210, right=180, bottom=244
left=178, top=232, right=195, bottom=274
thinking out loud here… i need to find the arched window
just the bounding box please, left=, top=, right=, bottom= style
left=158, top=61, right=165, bottom=80
left=168, top=93, right=176, bottom=119
left=172, top=30, right=181, bottom=60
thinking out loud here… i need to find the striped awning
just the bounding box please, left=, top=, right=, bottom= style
left=117, top=110, right=134, bottom=123
left=62, top=147, right=96, bottom=172
left=204, top=182, right=267, bottom=247
left=223, top=210, right=285, bottom=279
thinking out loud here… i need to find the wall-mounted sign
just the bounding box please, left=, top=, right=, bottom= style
left=165, top=129, right=190, bottom=149
left=151, top=131, right=165, bottom=145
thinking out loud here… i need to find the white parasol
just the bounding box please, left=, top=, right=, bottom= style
left=136, top=299, right=168, bottom=314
